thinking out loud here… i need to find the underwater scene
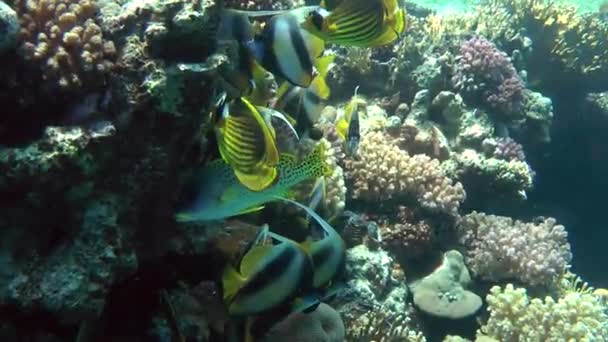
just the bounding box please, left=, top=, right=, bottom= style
left=1, top=0, right=608, bottom=340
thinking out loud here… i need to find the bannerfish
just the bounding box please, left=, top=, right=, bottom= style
left=175, top=142, right=332, bottom=222
left=336, top=86, right=362, bottom=156
left=221, top=225, right=314, bottom=316
left=273, top=54, right=334, bottom=136
left=278, top=197, right=346, bottom=292
left=249, top=6, right=325, bottom=88
left=215, top=96, right=280, bottom=192
left=301, top=0, right=406, bottom=48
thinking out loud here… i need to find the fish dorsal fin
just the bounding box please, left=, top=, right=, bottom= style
left=240, top=245, right=274, bottom=278
left=222, top=265, right=247, bottom=303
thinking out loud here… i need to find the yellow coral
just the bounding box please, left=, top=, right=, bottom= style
left=480, top=284, right=608, bottom=341
left=480, top=0, right=608, bottom=76
left=16, top=0, right=115, bottom=92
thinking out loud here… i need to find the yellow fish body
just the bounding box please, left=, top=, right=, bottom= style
left=302, top=0, right=406, bottom=48
left=215, top=97, right=280, bottom=192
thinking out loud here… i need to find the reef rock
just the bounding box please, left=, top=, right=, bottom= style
left=263, top=303, right=345, bottom=342
left=0, top=1, right=17, bottom=54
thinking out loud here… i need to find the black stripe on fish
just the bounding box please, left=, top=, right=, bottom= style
left=235, top=245, right=301, bottom=300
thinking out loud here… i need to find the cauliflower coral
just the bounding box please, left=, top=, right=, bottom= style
left=16, top=0, right=116, bottom=92
left=344, top=130, right=465, bottom=214
left=479, top=284, right=608, bottom=341
left=457, top=212, right=572, bottom=287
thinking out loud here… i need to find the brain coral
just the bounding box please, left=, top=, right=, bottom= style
left=479, top=284, right=608, bottom=341
left=16, top=0, right=116, bottom=92
left=458, top=212, right=572, bottom=287
left=344, top=130, right=465, bottom=214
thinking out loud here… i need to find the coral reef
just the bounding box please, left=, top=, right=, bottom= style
left=410, top=250, right=482, bottom=319
left=336, top=244, right=416, bottom=339
left=452, top=37, right=523, bottom=117
left=482, top=137, right=526, bottom=162
left=479, top=0, right=608, bottom=90
left=16, top=0, right=116, bottom=92
left=457, top=212, right=572, bottom=288
left=478, top=284, right=608, bottom=341
left=345, top=130, right=465, bottom=214
left=345, top=310, right=426, bottom=342
left=379, top=206, right=434, bottom=260
left=442, top=148, right=533, bottom=201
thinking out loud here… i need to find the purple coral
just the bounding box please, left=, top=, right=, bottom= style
left=493, top=137, right=526, bottom=161
left=452, top=37, right=524, bottom=116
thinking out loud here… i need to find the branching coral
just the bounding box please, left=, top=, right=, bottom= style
left=442, top=149, right=533, bottom=199
left=16, top=0, right=116, bottom=92
left=452, top=37, right=523, bottom=117
left=379, top=206, right=434, bottom=259
left=345, top=310, right=426, bottom=342
left=457, top=212, right=572, bottom=287
left=482, top=137, right=526, bottom=162
left=478, top=284, right=608, bottom=341
left=344, top=130, right=465, bottom=214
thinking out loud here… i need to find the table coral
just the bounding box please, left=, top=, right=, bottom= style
left=345, top=130, right=465, bottom=214
left=16, top=0, right=116, bottom=92
left=457, top=212, right=572, bottom=288
left=479, top=284, right=608, bottom=341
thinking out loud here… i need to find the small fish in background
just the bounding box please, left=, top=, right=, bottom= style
left=175, top=142, right=332, bottom=222
left=301, top=0, right=406, bottom=48
left=214, top=95, right=281, bottom=192
left=64, top=88, right=112, bottom=126
left=248, top=6, right=326, bottom=88
left=336, top=86, right=362, bottom=156
left=63, top=88, right=117, bottom=139
left=273, top=54, right=334, bottom=136
left=221, top=224, right=315, bottom=316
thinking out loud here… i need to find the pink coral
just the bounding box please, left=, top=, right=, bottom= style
left=457, top=212, right=572, bottom=287
left=344, top=130, right=465, bottom=214
left=452, top=37, right=523, bottom=116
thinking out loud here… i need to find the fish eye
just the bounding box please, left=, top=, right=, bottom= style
left=310, top=12, right=324, bottom=30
